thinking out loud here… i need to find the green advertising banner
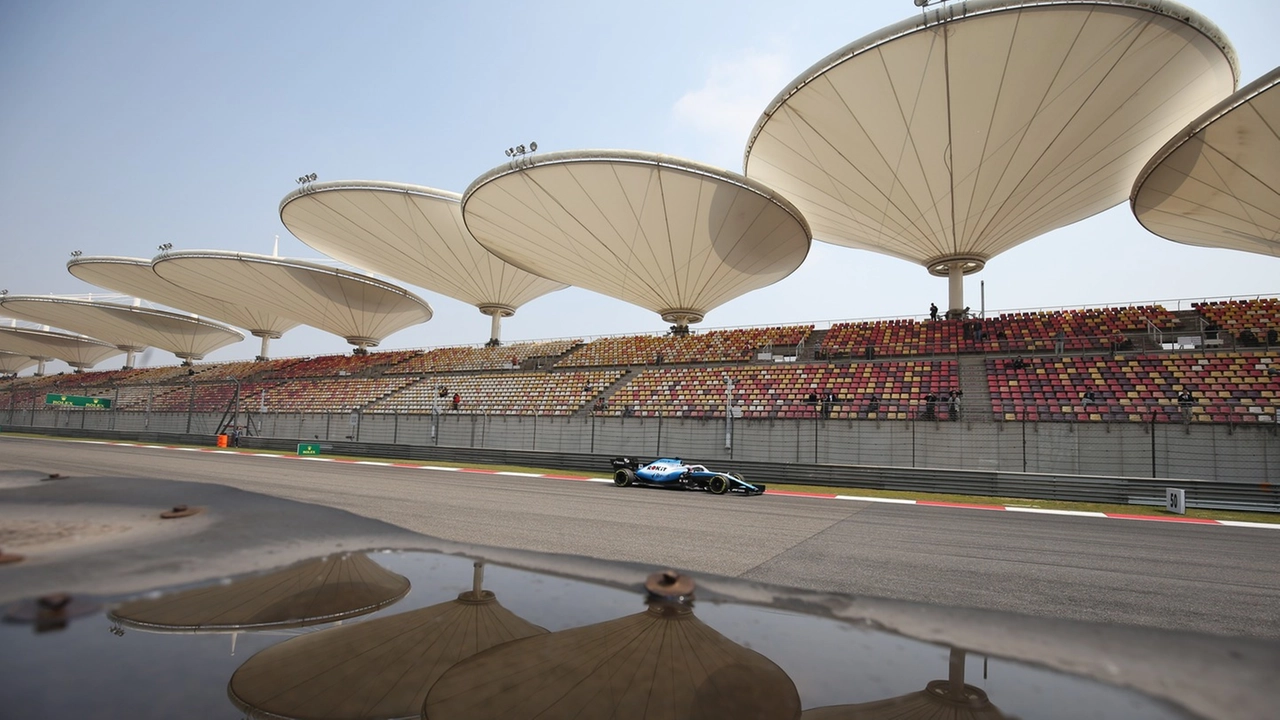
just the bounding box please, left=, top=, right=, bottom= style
left=297, top=443, right=322, bottom=456
left=45, top=394, right=112, bottom=409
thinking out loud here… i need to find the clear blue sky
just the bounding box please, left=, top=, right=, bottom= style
left=2, top=1, right=1278, bottom=372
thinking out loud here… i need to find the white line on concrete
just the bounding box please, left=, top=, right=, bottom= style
left=1005, top=507, right=1109, bottom=517
left=1217, top=520, right=1280, bottom=529
left=836, top=495, right=917, bottom=504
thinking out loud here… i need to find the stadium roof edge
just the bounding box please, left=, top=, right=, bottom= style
left=463, top=148, right=812, bottom=241
left=279, top=179, right=462, bottom=217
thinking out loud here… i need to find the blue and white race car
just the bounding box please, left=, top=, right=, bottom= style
left=610, top=457, right=766, bottom=496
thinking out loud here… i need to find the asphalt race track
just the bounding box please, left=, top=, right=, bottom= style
left=4, top=435, right=1279, bottom=638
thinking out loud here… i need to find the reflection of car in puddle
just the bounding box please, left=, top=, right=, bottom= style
left=1, top=549, right=1210, bottom=719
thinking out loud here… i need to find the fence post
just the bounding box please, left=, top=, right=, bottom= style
left=1021, top=418, right=1027, bottom=472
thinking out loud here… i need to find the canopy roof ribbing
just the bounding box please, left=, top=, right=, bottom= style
left=0, top=350, right=39, bottom=375
left=279, top=180, right=566, bottom=341
left=462, top=149, right=811, bottom=327
left=0, top=326, right=122, bottom=369
left=68, top=256, right=300, bottom=340
left=1131, top=65, right=1280, bottom=257
left=151, top=251, right=433, bottom=349
left=744, top=0, right=1238, bottom=309
left=0, top=296, right=243, bottom=361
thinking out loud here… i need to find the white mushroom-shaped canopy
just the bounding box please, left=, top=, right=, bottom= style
left=68, top=256, right=300, bottom=339
left=744, top=0, right=1237, bottom=279
left=462, top=150, right=811, bottom=327
left=0, top=296, right=243, bottom=361
left=0, top=326, right=123, bottom=370
left=1132, top=66, right=1280, bottom=257
left=279, top=181, right=566, bottom=332
left=151, top=250, right=433, bottom=349
left=0, top=351, right=39, bottom=375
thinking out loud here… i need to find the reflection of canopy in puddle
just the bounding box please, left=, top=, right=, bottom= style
left=463, top=150, right=811, bottom=328
left=108, top=553, right=409, bottom=632
left=424, top=572, right=801, bottom=720
left=802, top=648, right=1005, bottom=719
left=227, top=562, right=545, bottom=720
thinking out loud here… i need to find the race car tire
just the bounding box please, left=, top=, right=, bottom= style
left=708, top=475, right=730, bottom=495
left=614, top=468, right=635, bottom=487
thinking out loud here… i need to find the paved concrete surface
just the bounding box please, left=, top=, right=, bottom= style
left=3, top=435, right=1279, bottom=639
left=2, top=435, right=1280, bottom=720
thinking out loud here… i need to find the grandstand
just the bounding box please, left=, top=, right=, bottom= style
left=5, top=298, right=1276, bottom=424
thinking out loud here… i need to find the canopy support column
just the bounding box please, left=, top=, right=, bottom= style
left=948, top=648, right=966, bottom=700
left=123, top=349, right=135, bottom=370
left=928, top=257, right=984, bottom=320
left=256, top=335, right=271, bottom=361
left=948, top=262, right=965, bottom=317
left=479, top=305, right=515, bottom=348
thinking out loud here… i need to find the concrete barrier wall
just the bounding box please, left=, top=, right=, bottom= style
left=4, top=407, right=1275, bottom=482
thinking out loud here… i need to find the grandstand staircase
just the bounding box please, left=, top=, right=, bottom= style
left=803, top=329, right=829, bottom=361
left=360, top=381, right=411, bottom=412
left=956, top=355, right=993, bottom=422
left=575, top=368, right=639, bottom=417
left=533, top=342, right=585, bottom=370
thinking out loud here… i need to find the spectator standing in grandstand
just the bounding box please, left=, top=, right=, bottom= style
left=1178, top=387, right=1195, bottom=422
left=452, top=393, right=461, bottom=412
left=922, top=392, right=938, bottom=420
left=949, top=389, right=961, bottom=420
left=1054, top=329, right=1066, bottom=355
left=929, top=303, right=938, bottom=321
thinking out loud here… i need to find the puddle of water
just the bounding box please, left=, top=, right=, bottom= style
left=0, top=550, right=1192, bottom=719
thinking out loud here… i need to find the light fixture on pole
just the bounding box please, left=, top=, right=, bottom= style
left=504, top=141, right=538, bottom=158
